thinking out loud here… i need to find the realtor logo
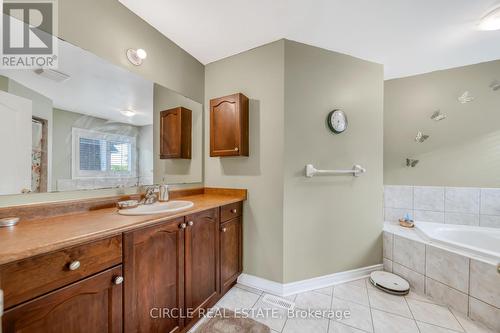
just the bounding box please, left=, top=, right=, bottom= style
left=1, top=0, right=58, bottom=68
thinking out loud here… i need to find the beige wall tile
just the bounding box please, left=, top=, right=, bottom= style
left=414, top=186, right=444, bottom=211
left=469, top=297, right=500, bottom=332
left=393, top=262, right=425, bottom=294
left=469, top=259, right=500, bottom=308
left=385, top=186, right=413, bottom=209
left=393, top=236, right=425, bottom=274
left=383, top=258, right=393, bottom=272
left=383, top=231, right=393, bottom=260
left=425, top=246, right=469, bottom=293
left=425, top=278, right=468, bottom=315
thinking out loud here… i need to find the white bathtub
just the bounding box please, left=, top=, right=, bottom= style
left=415, top=222, right=500, bottom=263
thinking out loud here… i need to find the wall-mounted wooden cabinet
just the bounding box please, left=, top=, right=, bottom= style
left=210, top=93, right=249, bottom=157
left=160, top=107, right=192, bottom=159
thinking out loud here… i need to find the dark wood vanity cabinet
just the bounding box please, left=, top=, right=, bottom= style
left=1, top=201, right=244, bottom=333
left=220, top=216, right=242, bottom=294
left=184, top=209, right=220, bottom=325
left=3, top=266, right=123, bottom=333
left=123, top=217, right=185, bottom=333
left=210, top=93, right=249, bottom=157
left=123, top=205, right=239, bottom=332
left=219, top=202, right=243, bottom=293
left=160, top=107, right=192, bottom=159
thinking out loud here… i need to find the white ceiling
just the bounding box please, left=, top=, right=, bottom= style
left=0, top=40, right=153, bottom=126
left=119, top=0, right=500, bottom=79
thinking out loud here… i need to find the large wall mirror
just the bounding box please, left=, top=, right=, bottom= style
left=0, top=39, right=202, bottom=196
left=384, top=59, right=500, bottom=188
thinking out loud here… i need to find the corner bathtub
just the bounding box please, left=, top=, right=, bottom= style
left=415, top=222, right=500, bottom=263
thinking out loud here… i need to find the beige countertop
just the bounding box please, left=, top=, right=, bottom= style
left=0, top=192, right=245, bottom=265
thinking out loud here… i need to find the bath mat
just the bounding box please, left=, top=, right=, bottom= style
left=194, top=308, right=271, bottom=333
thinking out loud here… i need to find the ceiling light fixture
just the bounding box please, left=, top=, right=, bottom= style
left=120, top=109, right=136, bottom=117
left=479, top=6, right=500, bottom=31
left=126, top=48, right=148, bottom=66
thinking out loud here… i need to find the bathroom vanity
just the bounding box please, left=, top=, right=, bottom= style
left=0, top=188, right=245, bottom=333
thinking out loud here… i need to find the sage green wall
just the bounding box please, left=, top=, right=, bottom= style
left=385, top=60, right=500, bottom=187
left=204, top=40, right=286, bottom=283
left=283, top=40, right=384, bottom=283
left=59, top=0, right=204, bottom=103
left=0, top=75, right=8, bottom=91
left=205, top=40, right=383, bottom=284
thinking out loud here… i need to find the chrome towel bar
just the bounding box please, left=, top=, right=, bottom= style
left=305, top=164, right=366, bottom=177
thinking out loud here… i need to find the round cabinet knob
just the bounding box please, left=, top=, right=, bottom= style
left=221, top=227, right=227, bottom=233
left=113, top=276, right=124, bottom=285
left=231, top=209, right=237, bottom=214
left=234, top=147, right=239, bottom=151
left=188, top=221, right=194, bottom=226
left=179, top=223, right=187, bottom=229
left=68, top=260, right=81, bottom=271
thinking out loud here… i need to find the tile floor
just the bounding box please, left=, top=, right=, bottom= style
left=191, top=277, right=496, bottom=333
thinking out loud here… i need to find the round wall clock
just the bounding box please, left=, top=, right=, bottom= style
left=327, top=109, right=348, bottom=134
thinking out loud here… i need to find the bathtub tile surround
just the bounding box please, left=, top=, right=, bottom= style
left=445, top=187, right=480, bottom=214
left=425, top=246, right=469, bottom=293
left=414, top=186, right=445, bottom=211
left=384, top=185, right=414, bottom=209
left=384, top=185, right=500, bottom=228
left=444, top=213, right=480, bottom=227
left=382, top=258, right=393, bottom=273
left=479, top=215, right=500, bottom=228
left=469, top=260, right=500, bottom=309
left=392, top=262, right=425, bottom=294
left=382, top=231, right=393, bottom=259
left=468, top=298, right=500, bottom=333
left=425, top=277, right=469, bottom=314
left=481, top=188, right=500, bottom=215
left=383, top=225, right=500, bottom=331
left=414, top=210, right=445, bottom=223
left=393, top=235, right=425, bottom=274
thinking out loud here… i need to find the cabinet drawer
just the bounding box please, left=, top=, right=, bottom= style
left=3, top=265, right=123, bottom=333
left=220, top=202, right=242, bottom=223
left=0, top=235, right=122, bottom=309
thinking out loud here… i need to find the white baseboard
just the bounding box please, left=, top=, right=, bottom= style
left=237, top=264, right=383, bottom=297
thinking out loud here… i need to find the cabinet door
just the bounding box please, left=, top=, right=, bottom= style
left=210, top=93, right=248, bottom=157
left=124, top=218, right=185, bottom=333
left=160, top=107, right=192, bottom=159
left=220, top=217, right=243, bottom=294
left=160, top=108, right=181, bottom=158
left=184, top=209, right=219, bottom=323
left=2, top=266, right=123, bottom=333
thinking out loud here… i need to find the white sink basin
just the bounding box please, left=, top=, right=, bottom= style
left=118, top=200, right=194, bottom=216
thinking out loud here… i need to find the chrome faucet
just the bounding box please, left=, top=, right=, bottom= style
left=142, top=185, right=159, bottom=205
